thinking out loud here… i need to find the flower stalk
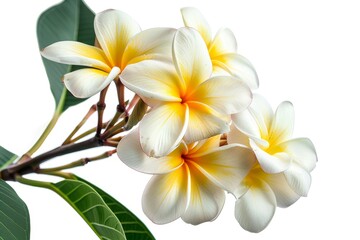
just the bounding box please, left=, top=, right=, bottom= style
left=63, top=104, right=97, bottom=145
left=1, top=136, right=105, bottom=181
left=96, top=87, right=109, bottom=136
left=17, top=88, right=67, bottom=163
left=37, top=149, right=117, bottom=173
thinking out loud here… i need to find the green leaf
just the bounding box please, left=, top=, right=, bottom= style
left=37, top=0, right=95, bottom=112
left=49, top=179, right=126, bottom=240
left=0, top=179, right=30, bottom=240
left=72, top=175, right=156, bottom=240
left=0, top=146, right=18, bottom=170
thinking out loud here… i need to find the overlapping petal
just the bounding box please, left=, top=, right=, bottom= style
left=268, top=101, right=294, bottom=145
left=63, top=67, right=120, bottom=98
left=117, top=129, right=184, bottom=174
left=231, top=111, right=267, bottom=148
left=142, top=165, right=189, bottom=224
left=189, top=144, right=256, bottom=194
left=232, top=94, right=273, bottom=142
left=181, top=7, right=212, bottom=46
left=227, top=124, right=252, bottom=147
left=208, top=28, right=237, bottom=57
left=235, top=180, right=276, bottom=233
left=184, top=102, right=230, bottom=143
left=122, top=28, right=176, bottom=67
left=187, top=135, right=221, bottom=155
left=279, top=138, right=317, bottom=172
left=284, top=163, right=312, bottom=196
left=173, top=28, right=212, bottom=91
left=94, top=9, right=141, bottom=67
left=41, top=41, right=111, bottom=72
left=249, top=139, right=291, bottom=174
left=181, top=162, right=225, bottom=225
left=250, top=94, right=274, bottom=134
left=139, top=103, right=188, bottom=157
left=265, top=173, right=300, bottom=208
left=120, top=60, right=182, bottom=105
left=213, top=53, right=259, bottom=89
left=188, top=76, right=252, bottom=115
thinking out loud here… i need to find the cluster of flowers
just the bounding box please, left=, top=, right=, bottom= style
left=41, top=8, right=317, bottom=233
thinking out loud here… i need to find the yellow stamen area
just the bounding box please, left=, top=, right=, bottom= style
left=259, top=130, right=285, bottom=156
left=242, top=164, right=267, bottom=188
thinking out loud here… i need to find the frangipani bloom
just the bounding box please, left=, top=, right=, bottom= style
left=117, top=130, right=256, bottom=225
left=120, top=27, right=252, bottom=157
left=41, top=9, right=175, bottom=98
left=231, top=94, right=317, bottom=175
left=230, top=154, right=302, bottom=233
left=181, top=7, right=258, bottom=89
left=228, top=94, right=317, bottom=232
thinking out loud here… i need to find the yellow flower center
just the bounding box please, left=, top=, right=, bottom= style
left=242, top=164, right=267, bottom=188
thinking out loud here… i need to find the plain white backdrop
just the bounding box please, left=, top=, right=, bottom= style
left=1, top=0, right=359, bottom=239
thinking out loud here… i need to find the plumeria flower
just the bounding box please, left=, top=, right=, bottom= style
left=228, top=94, right=317, bottom=232
left=181, top=7, right=259, bottom=89
left=231, top=94, right=317, bottom=175
left=117, top=129, right=256, bottom=225
left=120, top=27, right=252, bottom=157
left=229, top=155, right=302, bottom=233
left=41, top=9, right=175, bottom=98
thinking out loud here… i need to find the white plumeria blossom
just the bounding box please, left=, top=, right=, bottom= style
left=41, top=9, right=176, bottom=98
left=181, top=7, right=259, bottom=89
left=117, top=129, right=256, bottom=225
left=120, top=27, right=252, bottom=157
left=228, top=94, right=317, bottom=232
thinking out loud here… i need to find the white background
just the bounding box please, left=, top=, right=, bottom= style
left=0, top=0, right=359, bottom=239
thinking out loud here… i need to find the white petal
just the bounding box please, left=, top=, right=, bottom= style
left=142, top=165, right=189, bottom=224
left=265, top=173, right=300, bottom=208
left=180, top=7, right=212, bottom=46
left=122, top=27, right=176, bottom=67
left=227, top=124, right=251, bottom=147
left=250, top=139, right=291, bottom=174
left=117, top=129, right=184, bottom=174
left=173, top=28, right=212, bottom=89
left=139, top=103, right=188, bottom=157
left=233, top=94, right=274, bottom=142
left=235, top=180, right=276, bottom=233
left=181, top=162, right=225, bottom=225
left=280, top=138, right=317, bottom=172
left=188, top=76, right=252, bottom=115
left=213, top=53, right=259, bottom=89
left=269, top=101, right=294, bottom=145
left=94, top=9, right=141, bottom=67
left=208, top=28, right=237, bottom=57
left=187, top=135, right=221, bottom=155
left=41, top=41, right=111, bottom=72
left=252, top=94, right=274, bottom=136
left=231, top=110, right=265, bottom=146
left=284, top=163, right=312, bottom=197
left=63, top=67, right=120, bottom=98
left=120, top=60, right=182, bottom=104
left=189, top=144, right=256, bottom=196
left=184, top=101, right=230, bottom=143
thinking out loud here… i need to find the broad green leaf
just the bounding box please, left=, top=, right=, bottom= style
left=0, top=146, right=18, bottom=170
left=0, top=180, right=30, bottom=240
left=125, top=99, right=148, bottom=130
left=49, top=179, right=126, bottom=240
left=72, top=175, right=156, bottom=240
left=37, top=0, right=95, bottom=112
